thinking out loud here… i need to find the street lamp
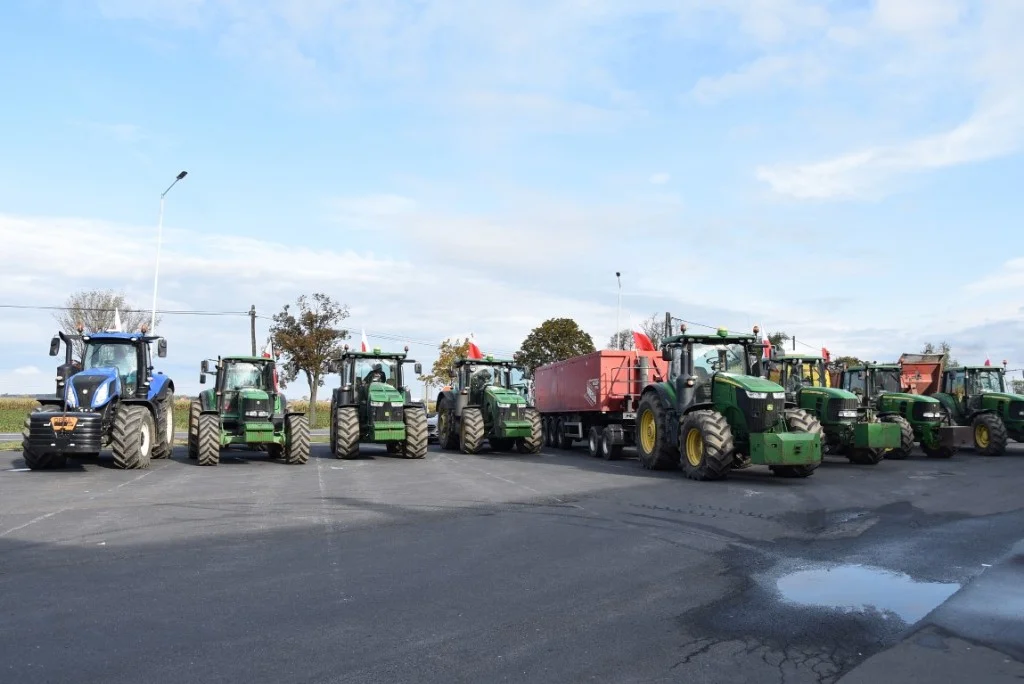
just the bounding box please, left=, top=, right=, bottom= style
left=615, top=271, right=622, bottom=349
left=150, top=171, right=188, bottom=332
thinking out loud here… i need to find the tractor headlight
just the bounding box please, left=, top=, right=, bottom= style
left=773, top=392, right=786, bottom=399
left=496, top=402, right=510, bottom=408
left=922, top=411, right=942, bottom=419
left=91, top=382, right=110, bottom=407
left=838, top=409, right=858, bottom=419
left=65, top=385, right=78, bottom=408
left=746, top=392, right=768, bottom=399
left=370, top=401, right=384, bottom=407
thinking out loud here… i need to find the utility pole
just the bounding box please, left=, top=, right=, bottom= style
left=664, top=312, right=671, bottom=339
left=793, top=336, right=796, bottom=351
left=249, top=305, right=257, bottom=356
left=615, top=271, right=622, bottom=349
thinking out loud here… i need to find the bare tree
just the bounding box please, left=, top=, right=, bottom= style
left=53, top=289, right=161, bottom=362
left=608, top=313, right=667, bottom=350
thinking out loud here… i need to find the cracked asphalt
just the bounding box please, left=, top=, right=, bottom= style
left=1, top=442, right=1023, bottom=683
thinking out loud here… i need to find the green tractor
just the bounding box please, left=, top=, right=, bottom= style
left=930, top=363, right=1024, bottom=456
left=435, top=356, right=543, bottom=454
left=765, top=352, right=901, bottom=465
left=635, top=326, right=822, bottom=481
left=188, top=355, right=310, bottom=466
left=837, top=363, right=972, bottom=459
left=328, top=345, right=428, bottom=459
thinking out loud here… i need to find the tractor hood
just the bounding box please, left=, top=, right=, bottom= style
left=799, top=386, right=858, bottom=401
left=66, top=368, right=121, bottom=409
left=979, top=391, right=1023, bottom=403
left=485, top=386, right=527, bottom=405
left=880, top=391, right=939, bottom=404
left=716, top=372, right=786, bottom=395
left=368, top=381, right=405, bottom=404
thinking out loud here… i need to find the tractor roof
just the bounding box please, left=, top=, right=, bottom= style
left=664, top=327, right=755, bottom=345
left=221, top=355, right=275, bottom=363
left=848, top=363, right=900, bottom=371
left=775, top=354, right=823, bottom=362
left=950, top=365, right=1004, bottom=371
left=453, top=356, right=515, bottom=367
left=336, top=349, right=407, bottom=360
left=81, top=331, right=162, bottom=343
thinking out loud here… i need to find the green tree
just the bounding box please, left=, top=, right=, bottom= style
left=767, top=331, right=790, bottom=347
left=922, top=341, right=958, bottom=366
left=514, top=317, right=596, bottom=376
left=1011, top=379, right=1024, bottom=395
left=270, top=293, right=349, bottom=425
left=54, top=289, right=162, bottom=363
left=833, top=355, right=864, bottom=368
left=420, top=337, right=471, bottom=388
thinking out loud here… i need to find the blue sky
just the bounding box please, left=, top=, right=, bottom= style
left=1, top=0, right=1022, bottom=397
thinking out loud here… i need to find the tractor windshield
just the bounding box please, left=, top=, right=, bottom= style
left=354, top=358, right=399, bottom=388
left=83, top=342, right=138, bottom=389
left=872, top=368, right=902, bottom=393
left=972, top=370, right=1005, bottom=393
left=223, top=361, right=267, bottom=390
left=464, top=364, right=510, bottom=390
left=692, top=343, right=749, bottom=376
left=783, top=361, right=824, bottom=392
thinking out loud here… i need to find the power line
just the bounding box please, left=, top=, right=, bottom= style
left=0, top=304, right=250, bottom=316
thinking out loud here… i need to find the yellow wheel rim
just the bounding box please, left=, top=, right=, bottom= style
left=975, top=423, right=989, bottom=448
left=685, top=428, right=704, bottom=467
left=639, top=409, right=656, bottom=453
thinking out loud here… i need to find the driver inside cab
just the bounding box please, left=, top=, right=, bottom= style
left=364, top=363, right=386, bottom=385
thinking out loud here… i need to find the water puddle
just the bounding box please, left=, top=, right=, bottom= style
left=776, top=564, right=960, bottom=623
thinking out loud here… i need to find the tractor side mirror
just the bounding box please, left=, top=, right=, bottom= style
left=199, top=373, right=206, bottom=384
left=662, top=348, right=672, bottom=361
left=201, top=360, right=209, bottom=374
left=414, top=362, right=422, bottom=375
left=157, top=339, right=167, bottom=358
left=49, top=336, right=60, bottom=357
left=328, top=359, right=339, bottom=373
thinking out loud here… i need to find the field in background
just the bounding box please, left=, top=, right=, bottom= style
left=0, top=397, right=437, bottom=433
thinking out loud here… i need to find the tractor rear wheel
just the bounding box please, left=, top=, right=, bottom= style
left=635, top=394, right=677, bottom=470
left=770, top=408, right=822, bottom=478
left=972, top=412, right=1008, bottom=456
left=516, top=408, right=543, bottom=454
left=678, top=410, right=734, bottom=481
left=284, top=414, right=310, bottom=464
left=846, top=448, right=884, bottom=465
left=112, top=405, right=154, bottom=469
left=332, top=406, right=360, bottom=459
left=152, top=392, right=175, bottom=459
left=437, top=407, right=459, bottom=450
left=22, top=406, right=67, bottom=470
left=880, top=414, right=914, bottom=459
left=187, top=400, right=201, bottom=460
left=196, top=413, right=221, bottom=466
left=401, top=406, right=428, bottom=459
left=460, top=407, right=485, bottom=454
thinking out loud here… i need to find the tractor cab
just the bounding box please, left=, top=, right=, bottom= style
left=51, top=329, right=168, bottom=410
left=841, top=364, right=903, bottom=403
left=765, top=353, right=831, bottom=400
left=329, top=346, right=422, bottom=419
left=661, top=326, right=765, bottom=405
left=199, top=356, right=281, bottom=430
left=450, top=356, right=517, bottom=406
left=942, top=365, right=1008, bottom=409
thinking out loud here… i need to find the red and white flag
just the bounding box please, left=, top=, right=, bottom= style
left=262, top=339, right=273, bottom=358
left=361, top=328, right=369, bottom=352
left=468, top=334, right=484, bottom=359
left=632, top=330, right=656, bottom=351
left=984, top=358, right=991, bottom=366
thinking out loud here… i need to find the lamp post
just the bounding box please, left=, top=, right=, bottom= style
left=150, top=171, right=188, bottom=332
left=615, top=271, right=622, bottom=349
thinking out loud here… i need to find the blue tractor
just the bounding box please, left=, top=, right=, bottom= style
left=21, top=328, right=175, bottom=470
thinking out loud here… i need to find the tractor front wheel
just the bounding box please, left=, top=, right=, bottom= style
left=401, top=406, right=428, bottom=459
left=635, top=394, right=677, bottom=470
left=847, top=448, right=884, bottom=465
left=972, top=412, right=1008, bottom=456
left=152, top=392, right=175, bottom=459
left=332, top=406, right=360, bottom=459
left=22, top=406, right=67, bottom=470
left=187, top=400, right=201, bottom=460
left=112, top=405, right=154, bottom=469
left=196, top=413, right=221, bottom=466
left=880, top=414, right=914, bottom=459
left=460, top=407, right=485, bottom=454
left=678, top=410, right=734, bottom=481
left=516, top=408, right=543, bottom=454
left=284, top=413, right=310, bottom=464
left=437, top=407, right=459, bottom=450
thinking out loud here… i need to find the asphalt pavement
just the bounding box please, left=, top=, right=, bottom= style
left=2, top=442, right=1023, bottom=683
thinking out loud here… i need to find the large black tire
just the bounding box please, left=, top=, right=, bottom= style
left=880, top=414, right=914, bottom=459
left=284, top=413, right=310, bottom=464
left=332, top=406, right=360, bottom=459
left=328, top=397, right=337, bottom=454
left=556, top=418, right=574, bottom=450
left=600, top=426, right=624, bottom=460
left=196, top=413, right=221, bottom=466
left=460, top=407, right=485, bottom=454
left=111, top=405, right=154, bottom=470
left=846, top=447, right=884, bottom=465
left=972, top=412, right=1008, bottom=456
left=635, top=394, right=677, bottom=470
left=152, top=392, right=175, bottom=459
left=544, top=418, right=555, bottom=447
left=401, top=406, right=428, bottom=459
left=770, top=408, right=822, bottom=478
left=21, top=406, right=67, bottom=470
left=587, top=426, right=602, bottom=457
left=678, top=410, right=734, bottom=481
left=187, top=399, right=200, bottom=460
left=438, top=407, right=459, bottom=450
left=516, top=408, right=543, bottom=454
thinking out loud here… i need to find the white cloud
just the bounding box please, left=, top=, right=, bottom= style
left=649, top=173, right=670, bottom=185
left=690, top=54, right=827, bottom=104
left=13, top=366, right=40, bottom=376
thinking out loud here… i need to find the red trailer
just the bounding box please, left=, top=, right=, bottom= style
left=534, top=349, right=669, bottom=459
left=898, top=353, right=947, bottom=395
